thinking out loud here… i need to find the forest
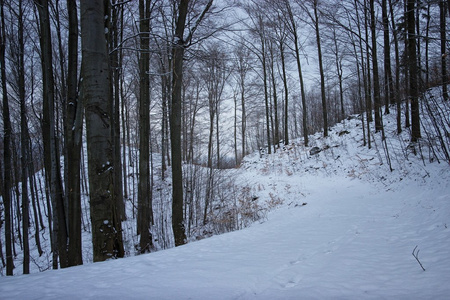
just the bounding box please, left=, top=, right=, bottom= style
left=0, top=0, right=449, bottom=277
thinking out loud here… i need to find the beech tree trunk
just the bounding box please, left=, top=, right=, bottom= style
left=66, top=0, right=83, bottom=267
left=80, top=0, right=124, bottom=261
left=138, top=0, right=153, bottom=253
left=440, top=0, right=448, bottom=101
left=35, top=0, right=68, bottom=269
left=407, top=0, right=421, bottom=141
left=313, top=0, right=328, bottom=137
left=17, top=0, right=30, bottom=274
left=1, top=0, right=14, bottom=275
left=285, top=1, right=308, bottom=146
left=370, top=0, right=383, bottom=132
left=171, top=0, right=189, bottom=247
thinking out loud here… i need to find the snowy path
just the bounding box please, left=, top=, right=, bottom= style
left=1, top=170, right=449, bottom=299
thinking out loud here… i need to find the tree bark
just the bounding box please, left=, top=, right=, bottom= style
left=1, top=0, right=15, bottom=275
left=388, top=0, right=402, bottom=134
left=370, top=0, right=383, bottom=132
left=109, top=0, right=126, bottom=222
left=285, top=1, right=308, bottom=146
left=280, top=40, right=289, bottom=145
left=35, top=0, right=69, bottom=269
left=313, top=0, right=328, bottom=137
left=17, top=0, right=30, bottom=274
left=440, top=0, right=448, bottom=101
left=80, top=0, right=124, bottom=261
left=66, top=0, right=83, bottom=267
left=138, top=0, right=153, bottom=253
left=269, top=41, right=280, bottom=147
left=407, top=0, right=421, bottom=141
left=171, top=0, right=189, bottom=247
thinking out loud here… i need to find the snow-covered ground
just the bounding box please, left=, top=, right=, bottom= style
left=1, top=88, right=450, bottom=299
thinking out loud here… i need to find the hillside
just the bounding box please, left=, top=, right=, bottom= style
left=0, top=87, right=449, bottom=299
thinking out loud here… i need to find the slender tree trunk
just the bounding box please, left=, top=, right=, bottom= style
left=138, top=0, right=153, bottom=253
left=415, top=3, right=422, bottom=92
left=261, top=32, right=271, bottom=153
left=388, top=0, right=402, bottom=134
left=236, top=46, right=248, bottom=157
left=407, top=0, right=421, bottom=141
left=382, top=0, right=393, bottom=115
left=332, top=28, right=345, bottom=120
left=215, top=94, right=221, bottom=168
left=363, top=0, right=373, bottom=124
left=28, top=152, right=43, bottom=256
left=1, top=0, right=14, bottom=275
left=269, top=41, right=280, bottom=147
left=80, top=0, right=125, bottom=261
left=440, top=0, right=449, bottom=101
left=18, top=0, right=30, bottom=274
left=35, top=0, right=68, bottom=269
left=285, top=1, right=308, bottom=146
left=66, top=0, right=83, bottom=267
left=404, top=1, right=410, bottom=128
left=313, top=0, right=328, bottom=137
left=425, top=4, right=431, bottom=88
left=171, top=0, right=189, bottom=247
left=161, top=64, right=168, bottom=178
left=234, top=91, right=238, bottom=164
left=109, top=0, right=126, bottom=221
left=280, top=41, right=289, bottom=145
left=370, top=0, right=383, bottom=132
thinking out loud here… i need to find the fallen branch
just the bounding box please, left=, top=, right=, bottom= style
left=412, top=245, right=426, bottom=271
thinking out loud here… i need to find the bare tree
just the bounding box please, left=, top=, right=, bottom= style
left=35, top=0, right=68, bottom=269
left=17, top=0, right=30, bottom=274
left=283, top=0, right=309, bottom=146
left=170, top=0, right=213, bottom=246
left=137, top=0, right=154, bottom=254
left=66, top=0, right=83, bottom=267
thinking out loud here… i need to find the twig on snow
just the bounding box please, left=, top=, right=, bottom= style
left=412, top=245, right=426, bottom=271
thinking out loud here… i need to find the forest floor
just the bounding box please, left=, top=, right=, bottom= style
left=1, top=87, right=450, bottom=299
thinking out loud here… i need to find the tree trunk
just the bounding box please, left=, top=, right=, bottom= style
left=35, top=0, right=69, bottom=269
left=109, top=0, right=126, bottom=222
left=407, top=0, right=421, bottom=141
left=440, top=0, right=449, bottom=101
left=332, top=28, right=345, bottom=120
left=370, top=0, right=383, bottom=132
left=171, top=0, right=189, bottom=247
left=382, top=0, right=393, bottom=115
left=269, top=41, right=280, bottom=147
left=66, top=0, right=83, bottom=267
left=404, top=1, right=410, bottom=128
left=138, top=0, right=153, bottom=253
left=388, top=0, right=402, bottom=134
left=280, top=41, right=289, bottom=145
left=1, top=0, right=15, bottom=275
left=80, top=0, right=124, bottom=261
left=313, top=0, right=328, bottom=137
left=285, top=1, right=308, bottom=146
left=18, top=0, right=30, bottom=274
left=260, top=25, right=271, bottom=154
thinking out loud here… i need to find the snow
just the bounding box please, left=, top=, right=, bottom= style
left=1, top=88, right=450, bottom=299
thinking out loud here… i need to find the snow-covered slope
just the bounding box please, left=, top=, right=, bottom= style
left=1, top=89, right=449, bottom=299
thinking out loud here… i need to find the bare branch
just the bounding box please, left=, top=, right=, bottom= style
left=412, top=245, right=426, bottom=271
